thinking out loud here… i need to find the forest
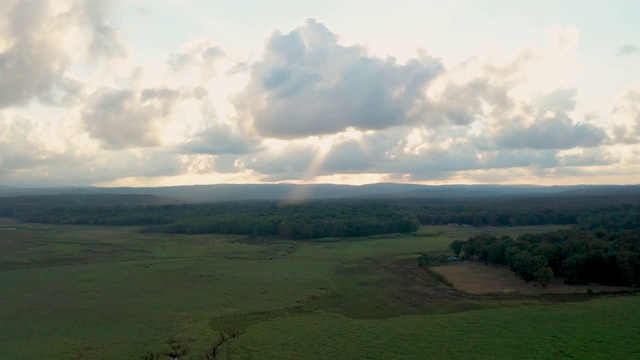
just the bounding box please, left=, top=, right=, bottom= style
left=448, top=204, right=640, bottom=287
left=1, top=193, right=640, bottom=240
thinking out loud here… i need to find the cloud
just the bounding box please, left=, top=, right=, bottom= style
left=494, top=89, right=607, bottom=149
left=617, top=44, right=639, bottom=57
left=432, top=79, right=490, bottom=126
left=0, top=0, right=71, bottom=107
left=532, top=88, right=577, bottom=115
left=182, top=96, right=263, bottom=155
left=321, top=140, right=373, bottom=173
left=183, top=121, right=262, bottom=155
left=358, top=130, right=559, bottom=177
left=81, top=86, right=194, bottom=149
left=496, top=119, right=605, bottom=149
left=1, top=10, right=638, bottom=187
left=243, top=143, right=318, bottom=181
left=229, top=125, right=565, bottom=182
left=0, top=111, right=187, bottom=186
left=557, top=148, right=617, bottom=167
left=228, top=80, right=611, bottom=181
left=233, top=18, right=444, bottom=139
left=610, top=84, right=640, bottom=144
left=430, top=77, right=514, bottom=126
left=0, top=113, right=53, bottom=173
left=427, top=50, right=534, bottom=127
left=544, top=25, right=579, bottom=52
left=0, top=0, right=129, bottom=108
left=38, top=148, right=187, bottom=186
left=168, top=38, right=225, bottom=82
left=74, top=0, right=127, bottom=61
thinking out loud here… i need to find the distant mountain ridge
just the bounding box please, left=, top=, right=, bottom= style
left=1, top=183, right=639, bottom=203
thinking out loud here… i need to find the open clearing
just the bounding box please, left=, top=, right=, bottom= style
left=432, top=263, right=633, bottom=294
left=0, top=224, right=637, bottom=359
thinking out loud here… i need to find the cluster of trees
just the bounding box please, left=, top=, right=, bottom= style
left=146, top=201, right=421, bottom=239
left=449, top=205, right=640, bottom=287
left=2, top=198, right=420, bottom=240
left=416, top=207, right=579, bottom=227
left=449, top=235, right=556, bottom=287
left=3, top=195, right=632, bottom=225
left=575, top=203, right=640, bottom=231
left=3, top=194, right=640, bottom=244
left=142, top=212, right=419, bottom=239
left=409, top=194, right=640, bottom=227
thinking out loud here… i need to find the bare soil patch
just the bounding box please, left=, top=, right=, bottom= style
left=432, top=263, right=631, bottom=295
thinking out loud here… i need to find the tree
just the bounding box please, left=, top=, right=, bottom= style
left=449, top=240, right=465, bottom=257
left=563, top=253, right=587, bottom=284
left=487, top=241, right=509, bottom=264
left=535, top=266, right=554, bottom=288
left=418, top=254, right=430, bottom=267
left=277, top=219, right=295, bottom=239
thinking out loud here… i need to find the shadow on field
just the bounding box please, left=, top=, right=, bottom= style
left=304, top=257, right=634, bottom=319
left=304, top=258, right=490, bottom=319
left=148, top=257, right=637, bottom=359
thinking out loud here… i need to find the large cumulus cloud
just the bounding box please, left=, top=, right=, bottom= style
left=0, top=110, right=191, bottom=186
left=0, top=0, right=127, bottom=108
left=0, top=0, right=71, bottom=107
left=0, top=113, right=57, bottom=174
left=495, top=89, right=606, bottom=149
left=183, top=121, right=262, bottom=155
left=233, top=19, right=444, bottom=139
left=227, top=23, right=611, bottom=182
left=75, top=0, right=127, bottom=61
left=610, top=85, right=640, bottom=144
left=2, top=9, right=639, bottom=187
left=81, top=86, right=206, bottom=149
left=427, top=50, right=534, bottom=127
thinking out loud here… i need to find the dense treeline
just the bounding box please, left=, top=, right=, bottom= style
left=142, top=212, right=418, bottom=239
left=414, top=194, right=640, bottom=226
left=411, top=196, right=630, bottom=226
left=2, top=194, right=640, bottom=241
left=3, top=194, right=635, bottom=224
left=416, top=207, right=578, bottom=226
left=1, top=198, right=420, bottom=239
left=450, top=205, right=640, bottom=287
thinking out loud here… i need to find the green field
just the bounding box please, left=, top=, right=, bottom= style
left=228, top=297, right=640, bottom=359
left=1, top=224, right=637, bottom=359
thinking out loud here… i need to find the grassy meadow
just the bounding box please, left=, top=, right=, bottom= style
left=0, top=223, right=637, bottom=359
left=228, top=296, right=640, bottom=359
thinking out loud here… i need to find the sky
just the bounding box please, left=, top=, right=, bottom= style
left=1, top=0, right=639, bottom=187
